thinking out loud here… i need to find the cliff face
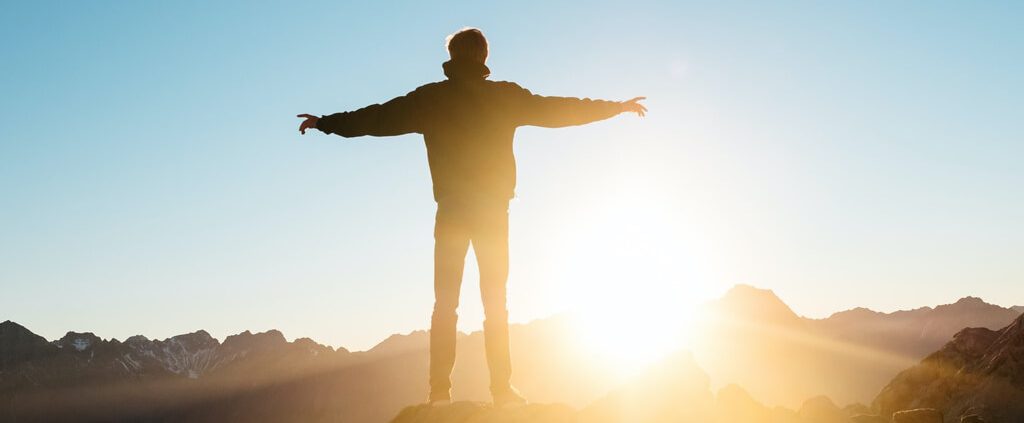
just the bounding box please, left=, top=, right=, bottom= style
left=873, top=313, right=1024, bottom=422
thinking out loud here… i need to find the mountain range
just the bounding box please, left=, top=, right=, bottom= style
left=2, top=285, right=1021, bottom=422
left=694, top=285, right=1022, bottom=406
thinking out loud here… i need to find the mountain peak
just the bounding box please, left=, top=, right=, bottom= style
left=724, top=284, right=781, bottom=299
left=711, top=284, right=803, bottom=326
left=56, top=331, right=102, bottom=351
left=368, top=330, right=429, bottom=356
left=126, top=334, right=150, bottom=344
left=797, top=396, right=842, bottom=422
left=953, top=296, right=987, bottom=306
left=719, top=284, right=788, bottom=308
left=221, top=329, right=288, bottom=352
left=0, top=320, right=34, bottom=336
left=169, top=329, right=218, bottom=344
left=293, top=337, right=336, bottom=354
left=826, top=306, right=884, bottom=320
left=932, top=296, right=1008, bottom=313
left=0, top=320, right=54, bottom=365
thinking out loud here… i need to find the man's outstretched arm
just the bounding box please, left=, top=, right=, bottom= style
left=511, top=84, right=646, bottom=128
left=297, top=89, right=425, bottom=137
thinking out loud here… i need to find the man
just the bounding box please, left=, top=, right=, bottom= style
left=297, top=28, right=646, bottom=407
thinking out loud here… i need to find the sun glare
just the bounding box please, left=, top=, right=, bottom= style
left=550, top=174, right=715, bottom=375
left=570, top=297, right=698, bottom=376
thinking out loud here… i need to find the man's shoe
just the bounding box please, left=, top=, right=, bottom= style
left=492, top=387, right=528, bottom=408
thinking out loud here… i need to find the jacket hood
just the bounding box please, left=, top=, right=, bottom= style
left=443, top=60, right=490, bottom=80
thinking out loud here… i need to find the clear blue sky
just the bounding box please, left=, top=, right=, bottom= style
left=2, top=1, right=1022, bottom=351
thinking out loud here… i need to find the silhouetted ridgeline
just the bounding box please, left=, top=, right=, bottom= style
left=0, top=317, right=607, bottom=422
left=2, top=286, right=1022, bottom=422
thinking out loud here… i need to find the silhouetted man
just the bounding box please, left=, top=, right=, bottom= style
left=297, top=28, right=645, bottom=407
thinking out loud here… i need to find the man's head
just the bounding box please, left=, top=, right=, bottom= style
left=446, top=27, right=488, bottom=63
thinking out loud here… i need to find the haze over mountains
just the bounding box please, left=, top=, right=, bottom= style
left=695, top=285, right=1022, bottom=406
left=1, top=285, right=1021, bottom=422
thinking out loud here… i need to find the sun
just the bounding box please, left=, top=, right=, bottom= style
left=545, top=178, right=715, bottom=375
left=569, top=294, right=698, bottom=376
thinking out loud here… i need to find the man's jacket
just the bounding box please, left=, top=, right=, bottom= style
left=316, top=60, right=622, bottom=203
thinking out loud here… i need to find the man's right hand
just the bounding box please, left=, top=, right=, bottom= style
left=297, top=114, right=320, bottom=135
left=620, top=97, right=647, bottom=117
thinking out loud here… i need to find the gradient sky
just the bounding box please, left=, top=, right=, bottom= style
left=2, top=1, right=1022, bottom=351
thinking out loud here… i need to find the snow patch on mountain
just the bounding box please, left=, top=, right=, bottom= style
left=71, top=338, right=90, bottom=351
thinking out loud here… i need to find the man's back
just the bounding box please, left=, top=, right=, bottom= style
left=314, top=59, right=623, bottom=202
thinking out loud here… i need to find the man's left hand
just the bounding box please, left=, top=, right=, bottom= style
left=620, top=97, right=647, bottom=117
left=297, top=114, right=320, bottom=135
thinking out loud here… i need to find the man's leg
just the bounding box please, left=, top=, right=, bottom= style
left=471, top=203, right=514, bottom=397
left=430, top=203, right=470, bottom=402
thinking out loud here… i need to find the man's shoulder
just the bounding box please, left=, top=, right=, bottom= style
left=485, top=80, right=527, bottom=91
left=412, top=81, right=447, bottom=93
left=413, top=80, right=529, bottom=96
left=417, top=80, right=524, bottom=88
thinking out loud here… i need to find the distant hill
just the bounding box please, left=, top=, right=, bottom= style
left=694, top=285, right=1020, bottom=407
left=873, top=312, right=1024, bottom=422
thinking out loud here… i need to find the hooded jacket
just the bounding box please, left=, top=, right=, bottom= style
left=316, top=60, right=622, bottom=203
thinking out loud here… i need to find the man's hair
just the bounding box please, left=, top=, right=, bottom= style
left=446, top=27, right=488, bottom=63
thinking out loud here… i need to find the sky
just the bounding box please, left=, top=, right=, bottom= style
left=1, top=1, right=1022, bottom=352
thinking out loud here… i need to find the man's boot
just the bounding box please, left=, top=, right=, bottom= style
left=484, top=315, right=527, bottom=407
left=429, top=309, right=458, bottom=403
